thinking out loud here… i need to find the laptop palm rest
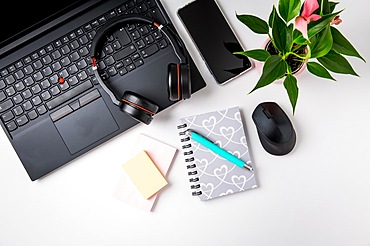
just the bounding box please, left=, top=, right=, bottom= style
left=54, top=97, right=119, bottom=155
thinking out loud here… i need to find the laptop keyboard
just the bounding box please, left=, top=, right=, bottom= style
left=0, top=0, right=168, bottom=133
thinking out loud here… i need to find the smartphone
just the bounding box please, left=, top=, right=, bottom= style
left=177, top=0, right=252, bottom=85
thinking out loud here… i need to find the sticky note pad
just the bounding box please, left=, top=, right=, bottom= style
left=123, top=150, right=168, bottom=199
left=113, top=133, right=177, bottom=211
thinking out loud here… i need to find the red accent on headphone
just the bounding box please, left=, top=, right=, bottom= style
left=121, top=98, right=156, bottom=115
left=92, top=57, right=97, bottom=67
left=153, top=22, right=160, bottom=28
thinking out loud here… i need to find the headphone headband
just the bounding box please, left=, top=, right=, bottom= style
left=90, top=13, right=189, bottom=106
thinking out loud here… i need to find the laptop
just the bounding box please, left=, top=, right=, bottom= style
left=0, top=0, right=206, bottom=181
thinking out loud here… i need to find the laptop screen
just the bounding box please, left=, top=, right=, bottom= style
left=0, top=0, right=101, bottom=56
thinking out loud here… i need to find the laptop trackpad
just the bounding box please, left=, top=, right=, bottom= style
left=54, top=98, right=119, bottom=155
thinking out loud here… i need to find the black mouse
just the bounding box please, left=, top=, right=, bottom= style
left=252, top=102, right=296, bottom=156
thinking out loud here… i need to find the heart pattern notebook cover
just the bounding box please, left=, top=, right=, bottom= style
left=177, top=106, right=257, bottom=201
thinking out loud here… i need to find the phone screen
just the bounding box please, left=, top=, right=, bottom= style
left=177, top=0, right=252, bottom=85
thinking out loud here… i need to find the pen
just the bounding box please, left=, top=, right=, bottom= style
left=186, top=130, right=254, bottom=172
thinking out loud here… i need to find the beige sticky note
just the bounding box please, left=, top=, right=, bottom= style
left=123, top=150, right=168, bottom=199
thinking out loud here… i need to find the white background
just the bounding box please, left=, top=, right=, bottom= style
left=1, top=0, right=370, bottom=245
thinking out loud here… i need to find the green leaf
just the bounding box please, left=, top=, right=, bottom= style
left=331, top=27, right=366, bottom=62
left=307, top=10, right=343, bottom=39
left=329, top=2, right=339, bottom=13
left=309, top=26, right=333, bottom=58
left=286, top=24, right=294, bottom=51
left=234, top=49, right=271, bottom=62
left=317, top=50, right=359, bottom=76
left=283, top=74, right=299, bottom=114
left=293, top=29, right=307, bottom=45
left=321, top=1, right=339, bottom=14
left=268, top=5, right=277, bottom=28
left=236, top=14, right=269, bottom=34
left=317, top=0, right=330, bottom=15
left=272, top=10, right=289, bottom=53
left=250, top=55, right=288, bottom=93
left=307, top=62, right=336, bottom=80
left=278, top=0, right=301, bottom=23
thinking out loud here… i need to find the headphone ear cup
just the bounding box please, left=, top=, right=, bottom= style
left=120, top=91, right=159, bottom=125
left=168, top=63, right=191, bottom=101
left=180, top=63, right=191, bottom=100
left=168, top=63, right=180, bottom=101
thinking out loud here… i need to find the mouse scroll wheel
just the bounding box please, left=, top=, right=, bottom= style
left=263, top=108, right=273, bottom=119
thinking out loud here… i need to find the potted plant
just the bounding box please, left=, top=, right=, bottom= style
left=235, top=0, right=366, bottom=114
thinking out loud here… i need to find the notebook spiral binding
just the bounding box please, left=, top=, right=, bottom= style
left=177, top=123, right=202, bottom=196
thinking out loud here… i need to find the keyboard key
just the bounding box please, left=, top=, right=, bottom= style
left=6, top=121, right=17, bottom=131
left=52, top=50, right=62, bottom=60
left=78, top=47, right=89, bottom=57
left=114, top=28, right=131, bottom=46
left=69, top=51, right=80, bottom=61
left=15, top=81, right=25, bottom=91
left=0, top=80, right=6, bottom=89
left=31, top=96, right=42, bottom=106
left=140, top=44, right=159, bottom=58
left=6, top=87, right=16, bottom=96
left=5, top=75, right=15, bottom=85
left=50, top=86, right=61, bottom=96
left=41, top=91, right=51, bottom=101
left=23, top=101, right=33, bottom=111
left=150, top=8, right=166, bottom=24
left=42, top=55, right=52, bottom=65
left=23, top=65, right=34, bottom=75
left=15, top=70, right=25, bottom=80
left=13, top=94, right=23, bottom=104
left=16, top=115, right=28, bottom=126
left=79, top=35, right=89, bottom=45
left=24, top=77, right=35, bottom=86
left=40, top=80, right=51, bottom=89
left=0, top=99, right=14, bottom=113
left=0, top=91, right=6, bottom=101
left=37, top=105, right=47, bottom=115
left=33, top=60, right=43, bottom=70
left=31, top=84, right=41, bottom=94
left=32, top=71, right=44, bottom=82
left=60, top=82, right=70, bottom=91
left=13, top=106, right=24, bottom=116
left=134, top=59, right=144, bottom=67
left=1, top=111, right=14, bottom=122
left=28, top=110, right=38, bottom=120
left=113, top=45, right=136, bottom=61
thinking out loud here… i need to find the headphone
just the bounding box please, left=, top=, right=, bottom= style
left=90, top=14, right=191, bottom=125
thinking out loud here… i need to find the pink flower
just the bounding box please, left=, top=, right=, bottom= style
left=331, top=16, right=342, bottom=25
left=295, top=0, right=322, bottom=39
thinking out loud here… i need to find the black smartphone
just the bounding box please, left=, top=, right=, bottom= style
left=177, top=0, right=252, bottom=85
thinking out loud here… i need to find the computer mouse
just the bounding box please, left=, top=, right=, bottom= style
left=252, top=101, right=296, bottom=156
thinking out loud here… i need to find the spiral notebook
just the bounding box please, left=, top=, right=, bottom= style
left=177, top=106, right=257, bottom=201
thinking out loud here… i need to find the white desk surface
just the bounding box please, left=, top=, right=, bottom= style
left=1, top=0, right=370, bottom=245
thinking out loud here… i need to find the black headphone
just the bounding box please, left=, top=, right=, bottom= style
left=90, top=14, right=191, bottom=125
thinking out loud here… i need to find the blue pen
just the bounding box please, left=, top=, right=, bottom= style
left=186, top=130, right=254, bottom=172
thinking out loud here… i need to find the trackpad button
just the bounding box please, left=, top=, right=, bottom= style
left=54, top=98, right=119, bottom=155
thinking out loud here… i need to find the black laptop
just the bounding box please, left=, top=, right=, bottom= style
left=0, top=0, right=206, bottom=181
